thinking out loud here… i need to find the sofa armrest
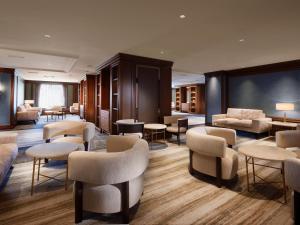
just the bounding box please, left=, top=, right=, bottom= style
left=0, top=133, right=17, bottom=144
left=252, top=117, right=272, bottom=133
left=205, top=127, right=236, bottom=146
left=212, top=114, right=227, bottom=125
left=17, top=111, right=39, bottom=121
left=285, top=158, right=300, bottom=192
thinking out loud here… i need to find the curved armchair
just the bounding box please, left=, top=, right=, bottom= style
left=186, top=127, right=238, bottom=187
left=43, top=121, right=95, bottom=151
left=70, top=103, right=79, bottom=114
left=276, top=130, right=300, bottom=149
left=285, top=158, right=300, bottom=224
left=68, top=135, right=149, bottom=223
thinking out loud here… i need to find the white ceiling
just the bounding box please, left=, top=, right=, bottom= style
left=0, top=0, right=300, bottom=82
left=172, top=71, right=205, bottom=87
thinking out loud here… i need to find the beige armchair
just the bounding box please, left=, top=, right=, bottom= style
left=43, top=121, right=95, bottom=151
left=186, top=127, right=238, bottom=187
left=276, top=130, right=300, bottom=151
left=70, top=103, right=79, bottom=114
left=285, top=158, right=300, bottom=224
left=68, top=135, right=149, bottom=224
left=0, top=133, right=18, bottom=184
left=164, top=116, right=188, bottom=145
left=24, top=103, right=42, bottom=113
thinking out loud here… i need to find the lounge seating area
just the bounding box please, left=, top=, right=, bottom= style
left=1, top=2, right=300, bottom=225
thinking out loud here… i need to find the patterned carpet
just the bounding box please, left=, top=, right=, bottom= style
left=0, top=127, right=294, bottom=225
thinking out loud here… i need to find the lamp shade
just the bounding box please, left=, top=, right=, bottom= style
left=276, top=103, right=294, bottom=111
left=24, top=100, right=35, bottom=104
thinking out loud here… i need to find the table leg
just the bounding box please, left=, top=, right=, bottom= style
left=37, top=158, right=41, bottom=181
left=65, top=161, right=68, bottom=191
left=31, top=158, right=36, bottom=195
left=47, top=115, right=49, bottom=122
left=164, top=130, right=166, bottom=144
left=252, top=158, right=255, bottom=184
left=282, top=162, right=287, bottom=203
left=245, top=156, right=250, bottom=192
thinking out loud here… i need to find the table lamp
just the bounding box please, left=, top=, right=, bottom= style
left=276, top=103, right=294, bottom=122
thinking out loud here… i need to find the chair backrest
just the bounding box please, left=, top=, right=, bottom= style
left=116, top=119, right=136, bottom=124
left=107, top=135, right=140, bottom=152
left=276, top=130, right=300, bottom=148
left=178, top=118, right=188, bottom=129
left=83, top=122, right=96, bottom=142
left=117, top=123, right=144, bottom=136
left=73, top=103, right=79, bottom=108
left=164, top=115, right=184, bottom=125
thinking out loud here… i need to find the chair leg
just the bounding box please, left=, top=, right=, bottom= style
left=295, top=191, right=300, bottom=224
left=75, top=181, right=83, bottom=224
left=121, top=181, right=130, bottom=224
left=84, top=142, right=89, bottom=151
left=189, top=150, right=194, bottom=175
left=216, top=157, right=222, bottom=188
left=177, top=134, right=180, bottom=145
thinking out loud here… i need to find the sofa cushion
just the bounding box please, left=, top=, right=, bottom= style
left=226, top=108, right=242, bottom=119
left=241, top=109, right=263, bottom=120
left=214, top=118, right=239, bottom=126
left=17, top=105, right=26, bottom=112
left=230, top=119, right=253, bottom=128
left=24, top=103, right=31, bottom=109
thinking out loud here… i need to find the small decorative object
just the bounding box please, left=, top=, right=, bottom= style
left=276, top=103, right=295, bottom=122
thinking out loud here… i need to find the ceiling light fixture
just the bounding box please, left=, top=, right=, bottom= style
left=160, top=51, right=164, bottom=55
left=239, top=39, right=245, bottom=42
left=44, top=34, right=51, bottom=38
left=179, top=14, right=186, bottom=19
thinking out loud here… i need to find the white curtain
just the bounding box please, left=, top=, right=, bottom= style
left=38, top=84, right=65, bottom=108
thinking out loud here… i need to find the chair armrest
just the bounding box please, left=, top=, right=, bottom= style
left=252, top=117, right=272, bottom=132
left=0, top=133, right=17, bottom=144
left=68, top=140, right=149, bottom=185
left=186, top=131, right=226, bottom=158
left=17, top=111, right=39, bottom=121
left=205, top=127, right=236, bottom=146
left=285, top=158, right=300, bottom=192
left=276, top=130, right=300, bottom=148
left=212, top=114, right=227, bottom=125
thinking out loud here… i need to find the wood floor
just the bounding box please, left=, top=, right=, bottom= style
left=0, top=134, right=294, bottom=225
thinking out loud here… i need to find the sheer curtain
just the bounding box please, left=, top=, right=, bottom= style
left=38, top=83, right=65, bottom=108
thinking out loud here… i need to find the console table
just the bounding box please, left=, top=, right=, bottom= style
left=268, top=121, right=298, bottom=136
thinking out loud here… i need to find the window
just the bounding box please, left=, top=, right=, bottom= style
left=38, top=84, right=65, bottom=108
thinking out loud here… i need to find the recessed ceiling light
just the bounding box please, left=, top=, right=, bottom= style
left=44, top=34, right=51, bottom=38
left=160, top=51, right=164, bottom=55
left=239, top=39, right=245, bottom=42
left=179, top=14, right=186, bottom=19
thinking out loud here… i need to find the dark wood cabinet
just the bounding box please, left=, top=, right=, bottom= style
left=80, top=75, right=97, bottom=123
left=96, top=53, right=173, bottom=134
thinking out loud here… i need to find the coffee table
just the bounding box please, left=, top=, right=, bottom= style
left=268, top=121, right=298, bottom=136
left=239, top=144, right=297, bottom=203
left=26, top=142, right=80, bottom=195
left=144, top=123, right=167, bottom=149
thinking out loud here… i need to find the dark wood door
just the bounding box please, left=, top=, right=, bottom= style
left=136, top=66, right=160, bottom=123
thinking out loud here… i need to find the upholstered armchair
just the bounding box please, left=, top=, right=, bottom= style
left=186, top=127, right=238, bottom=187
left=68, top=135, right=149, bottom=224
left=0, top=133, right=18, bottom=185
left=70, top=103, right=79, bottom=114
left=276, top=130, right=300, bottom=151
left=43, top=121, right=95, bottom=151
left=285, top=158, right=300, bottom=224
left=24, top=103, right=42, bottom=113
left=164, top=116, right=188, bottom=145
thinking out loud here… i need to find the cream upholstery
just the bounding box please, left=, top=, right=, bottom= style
left=43, top=121, right=95, bottom=151
left=276, top=130, right=300, bottom=149
left=17, top=105, right=40, bottom=122
left=24, top=104, right=42, bottom=113
left=186, top=127, right=238, bottom=181
left=70, top=103, right=79, bottom=114
left=212, top=108, right=271, bottom=134
left=68, top=135, right=149, bottom=215
left=0, top=133, right=18, bottom=184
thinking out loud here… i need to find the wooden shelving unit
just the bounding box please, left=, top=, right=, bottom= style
left=111, top=64, right=119, bottom=134
left=175, top=88, right=180, bottom=111
left=190, top=86, right=197, bottom=113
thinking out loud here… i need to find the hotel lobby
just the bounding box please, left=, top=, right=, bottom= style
left=1, top=1, right=300, bottom=225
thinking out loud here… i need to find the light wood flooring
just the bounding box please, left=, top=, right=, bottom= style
left=0, top=130, right=294, bottom=225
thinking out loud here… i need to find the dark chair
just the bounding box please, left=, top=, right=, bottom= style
left=117, top=123, right=144, bottom=138
left=166, top=118, right=188, bottom=145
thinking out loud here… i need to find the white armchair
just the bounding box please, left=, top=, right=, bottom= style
left=70, top=103, right=79, bottom=114
left=68, top=135, right=149, bottom=224
left=285, top=158, right=300, bottom=224
left=186, top=127, right=238, bottom=187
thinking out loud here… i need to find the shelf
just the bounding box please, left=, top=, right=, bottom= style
left=113, top=108, right=119, bottom=111
left=113, top=93, right=118, bottom=96
left=113, top=78, right=118, bottom=81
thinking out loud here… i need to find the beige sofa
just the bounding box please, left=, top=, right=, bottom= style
left=0, top=133, right=18, bottom=185
left=24, top=103, right=42, bottom=113
left=68, top=135, right=149, bottom=224
left=70, top=103, right=79, bottom=114
left=43, top=121, right=95, bottom=151
left=212, top=108, right=272, bottom=134
left=17, top=105, right=40, bottom=123
left=186, top=126, right=238, bottom=187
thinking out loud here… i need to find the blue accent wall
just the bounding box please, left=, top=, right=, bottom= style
left=206, top=76, right=222, bottom=123
left=228, top=69, right=300, bottom=119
